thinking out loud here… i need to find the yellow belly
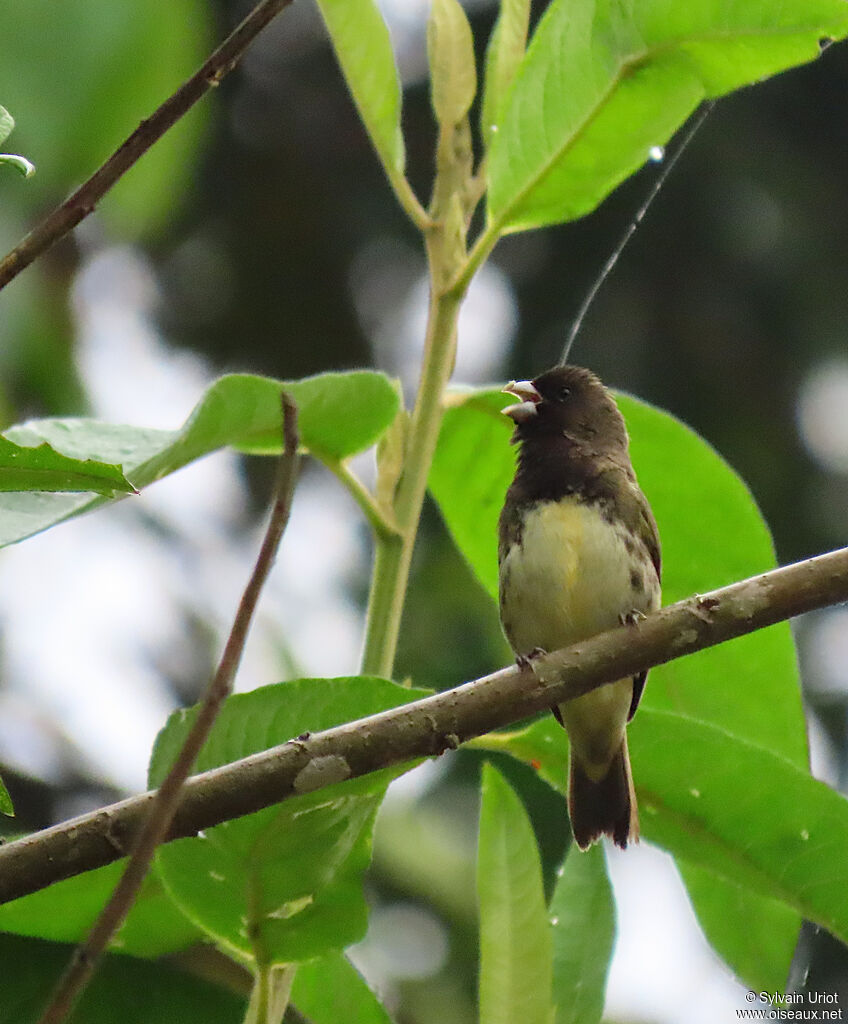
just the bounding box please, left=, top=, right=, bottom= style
left=499, top=498, right=655, bottom=653
left=499, top=497, right=659, bottom=775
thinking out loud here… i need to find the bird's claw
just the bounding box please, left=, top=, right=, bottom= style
left=516, top=647, right=547, bottom=670
left=620, top=609, right=646, bottom=627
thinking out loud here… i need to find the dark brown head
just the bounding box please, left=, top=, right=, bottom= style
left=503, top=365, right=629, bottom=455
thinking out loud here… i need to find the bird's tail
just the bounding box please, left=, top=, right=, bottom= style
left=568, top=733, right=639, bottom=851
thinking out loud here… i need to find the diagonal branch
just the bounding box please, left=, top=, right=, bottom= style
left=0, top=0, right=294, bottom=292
left=36, top=395, right=300, bottom=1024
left=1, top=544, right=847, bottom=908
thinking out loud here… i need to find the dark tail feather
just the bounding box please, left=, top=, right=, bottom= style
left=568, top=734, right=639, bottom=851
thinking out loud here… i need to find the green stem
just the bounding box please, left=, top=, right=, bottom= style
left=325, top=458, right=402, bottom=541
left=243, top=965, right=296, bottom=1024
left=243, top=864, right=297, bottom=1024
left=360, top=84, right=482, bottom=678
left=244, top=964, right=270, bottom=1024
left=448, top=217, right=501, bottom=298
left=360, top=284, right=463, bottom=678
left=390, top=170, right=433, bottom=232
left=268, top=967, right=296, bottom=1024
left=360, top=531, right=404, bottom=678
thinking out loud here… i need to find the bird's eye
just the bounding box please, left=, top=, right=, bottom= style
left=556, top=385, right=571, bottom=402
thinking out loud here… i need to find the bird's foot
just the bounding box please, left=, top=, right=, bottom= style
left=516, top=647, right=547, bottom=670
left=620, top=609, right=646, bottom=627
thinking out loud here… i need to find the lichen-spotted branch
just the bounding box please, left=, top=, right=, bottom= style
left=1, top=545, right=846, bottom=909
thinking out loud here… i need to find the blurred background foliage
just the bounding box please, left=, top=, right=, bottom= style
left=1, top=1, right=847, bottom=1021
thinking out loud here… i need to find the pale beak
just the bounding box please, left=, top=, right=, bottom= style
left=502, top=380, right=541, bottom=423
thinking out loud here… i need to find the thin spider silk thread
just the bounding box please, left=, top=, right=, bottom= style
left=560, top=100, right=715, bottom=366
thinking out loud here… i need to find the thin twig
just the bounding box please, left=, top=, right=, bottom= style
left=2, top=545, right=847, bottom=909
left=0, top=0, right=293, bottom=293
left=36, top=395, right=300, bottom=1024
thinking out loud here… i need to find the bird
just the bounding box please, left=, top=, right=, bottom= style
left=498, top=365, right=661, bottom=850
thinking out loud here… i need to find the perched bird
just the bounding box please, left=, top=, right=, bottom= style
left=498, top=365, right=661, bottom=849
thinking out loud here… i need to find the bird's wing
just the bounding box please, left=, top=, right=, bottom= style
left=628, top=487, right=661, bottom=720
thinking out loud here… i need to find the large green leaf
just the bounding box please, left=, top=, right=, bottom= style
left=430, top=385, right=807, bottom=984
left=675, top=861, right=800, bottom=993
left=487, top=0, right=848, bottom=233
left=631, top=711, right=848, bottom=940
left=316, top=0, right=405, bottom=179
left=0, top=370, right=400, bottom=548
left=0, top=933, right=244, bottom=1024
left=478, top=763, right=552, bottom=1024
left=0, top=860, right=203, bottom=958
left=150, top=677, right=429, bottom=966
left=486, top=710, right=848, bottom=952
left=617, top=393, right=805, bottom=763
left=550, top=844, right=614, bottom=1024
left=291, top=952, right=393, bottom=1024
left=480, top=716, right=802, bottom=989
left=429, top=390, right=514, bottom=602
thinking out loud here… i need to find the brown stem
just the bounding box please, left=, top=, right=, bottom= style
left=0, top=0, right=294, bottom=292
left=2, top=544, right=847, bottom=909
left=36, top=396, right=300, bottom=1024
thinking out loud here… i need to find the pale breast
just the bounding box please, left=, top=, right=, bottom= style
left=499, top=496, right=659, bottom=657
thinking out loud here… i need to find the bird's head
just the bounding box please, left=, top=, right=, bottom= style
left=502, top=365, right=628, bottom=452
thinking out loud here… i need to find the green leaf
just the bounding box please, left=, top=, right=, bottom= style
left=491, top=710, right=848, bottom=951
left=478, top=763, right=552, bottom=1024
left=229, top=371, right=401, bottom=461
left=617, top=393, right=806, bottom=763
left=150, top=677, right=430, bottom=966
left=427, top=0, right=477, bottom=128
left=315, top=0, right=405, bottom=178
left=0, top=370, right=400, bottom=548
left=478, top=716, right=802, bottom=990
left=0, top=933, right=244, bottom=1024
left=0, top=861, right=204, bottom=958
left=0, top=435, right=135, bottom=495
left=290, top=952, right=393, bottom=1024
left=634, top=711, right=848, bottom=946
left=429, top=389, right=514, bottom=602
left=0, top=105, right=13, bottom=146
left=0, top=775, right=12, bottom=816
left=487, top=0, right=848, bottom=233
left=480, top=0, right=531, bottom=150
left=550, top=844, right=614, bottom=1024
left=676, top=861, right=800, bottom=993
